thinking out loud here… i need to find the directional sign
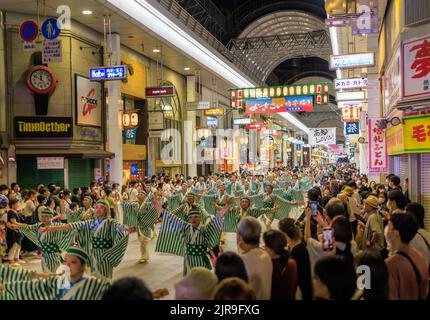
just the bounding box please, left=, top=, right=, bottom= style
left=89, top=66, right=127, bottom=81
left=19, top=20, right=39, bottom=42
left=41, top=18, right=61, bottom=40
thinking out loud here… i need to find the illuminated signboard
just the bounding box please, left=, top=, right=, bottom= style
left=334, top=78, right=368, bottom=90
left=233, top=118, right=251, bottom=125
left=229, top=82, right=330, bottom=109
left=204, top=108, right=225, bottom=116
left=89, top=66, right=127, bottom=81
left=337, top=101, right=363, bottom=109
left=245, top=96, right=314, bottom=114
left=341, top=107, right=361, bottom=122
left=247, top=124, right=265, bottom=130
left=336, top=91, right=366, bottom=101
left=329, top=53, right=375, bottom=70
left=146, top=86, right=176, bottom=97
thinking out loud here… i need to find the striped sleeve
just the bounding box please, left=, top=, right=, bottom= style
left=155, top=210, right=186, bottom=257
left=71, top=277, right=110, bottom=300
left=122, top=202, right=139, bottom=227
left=19, top=224, right=41, bottom=247
left=3, top=278, right=57, bottom=300
left=102, top=221, right=129, bottom=268
left=203, top=195, right=217, bottom=216
left=250, top=194, right=265, bottom=209
left=222, top=207, right=240, bottom=232
left=204, top=214, right=223, bottom=250
left=0, top=265, right=35, bottom=283
left=274, top=195, right=292, bottom=220
left=53, top=223, right=74, bottom=251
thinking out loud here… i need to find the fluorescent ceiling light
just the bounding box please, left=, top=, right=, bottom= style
left=184, top=67, right=191, bottom=71
left=103, top=0, right=309, bottom=134
left=153, top=48, right=161, bottom=53
left=82, top=10, right=93, bottom=15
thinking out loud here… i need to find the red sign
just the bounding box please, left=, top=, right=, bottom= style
left=247, top=124, right=265, bottom=130
left=368, top=118, right=388, bottom=173
left=146, top=86, right=175, bottom=97
left=19, top=20, right=39, bottom=43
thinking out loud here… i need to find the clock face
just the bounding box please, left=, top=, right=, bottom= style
left=30, top=70, right=53, bottom=91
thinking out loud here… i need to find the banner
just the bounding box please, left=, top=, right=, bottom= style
left=309, top=128, right=336, bottom=145
left=76, top=74, right=102, bottom=126
left=368, top=118, right=388, bottom=173
left=246, top=96, right=313, bottom=114
left=37, top=157, right=64, bottom=170
left=124, top=128, right=137, bottom=144
left=345, top=122, right=360, bottom=135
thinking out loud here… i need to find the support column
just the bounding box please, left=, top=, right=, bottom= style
left=185, top=112, right=197, bottom=177
left=409, top=154, right=420, bottom=203
left=106, top=33, right=123, bottom=185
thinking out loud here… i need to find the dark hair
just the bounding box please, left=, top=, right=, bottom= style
left=390, top=175, right=401, bottom=187
left=347, top=181, right=357, bottom=189
left=11, top=183, right=18, bottom=190
left=102, top=277, right=153, bottom=300
left=325, top=199, right=346, bottom=220
left=215, top=252, right=248, bottom=283
left=63, top=189, right=71, bottom=197
left=390, top=213, right=418, bottom=244
left=69, top=202, right=79, bottom=211
left=263, top=230, right=290, bottom=268
left=331, top=216, right=354, bottom=267
left=314, top=255, right=357, bottom=300
left=307, top=188, right=320, bottom=202
left=387, top=190, right=407, bottom=210
left=355, top=251, right=388, bottom=300
left=37, top=195, right=46, bottom=204
left=8, top=198, right=20, bottom=207
left=212, top=277, right=256, bottom=300
left=406, top=202, right=425, bottom=229
left=46, top=198, right=55, bottom=207
left=73, top=187, right=80, bottom=195
left=105, top=188, right=112, bottom=197
left=39, top=188, right=49, bottom=195
left=279, top=217, right=301, bottom=240
left=0, top=184, right=8, bottom=192
left=48, top=184, right=57, bottom=193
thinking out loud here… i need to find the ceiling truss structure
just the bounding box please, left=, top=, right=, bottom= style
left=228, top=29, right=332, bottom=84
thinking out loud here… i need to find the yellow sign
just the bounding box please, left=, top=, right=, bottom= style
left=204, top=108, right=225, bottom=116
left=386, top=114, right=430, bottom=155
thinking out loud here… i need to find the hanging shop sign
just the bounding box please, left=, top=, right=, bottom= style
left=41, top=18, right=61, bottom=40
left=334, top=78, right=368, bottom=90
left=130, top=163, right=139, bottom=175
left=368, top=118, right=388, bottom=174
left=245, top=96, right=314, bottom=114
left=76, top=74, right=102, bottom=127
left=345, top=122, right=360, bottom=135
left=19, top=20, right=39, bottom=42
left=207, top=117, right=218, bottom=126
left=402, top=34, right=430, bottom=100
left=78, top=127, right=100, bottom=141
left=229, top=82, right=329, bottom=109
left=337, top=101, right=363, bottom=109
left=89, top=66, right=127, bottom=81
left=383, top=48, right=401, bottom=115
left=233, top=118, right=251, bottom=125
left=197, top=101, right=210, bottom=110
left=329, top=52, right=375, bottom=70
left=309, top=128, right=337, bottom=145
left=336, top=90, right=366, bottom=101
left=124, top=128, right=137, bottom=144
left=37, top=157, right=64, bottom=170
left=145, top=86, right=175, bottom=97
left=204, top=108, right=225, bottom=116
left=15, top=117, right=73, bottom=138
left=42, top=39, right=62, bottom=63
left=386, top=114, right=430, bottom=155
left=247, top=124, right=265, bottom=130
left=342, top=107, right=361, bottom=122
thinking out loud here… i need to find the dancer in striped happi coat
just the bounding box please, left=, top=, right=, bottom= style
left=14, top=210, right=73, bottom=272
left=0, top=247, right=110, bottom=300
left=154, top=200, right=226, bottom=276
left=67, top=196, right=94, bottom=223
left=126, top=191, right=160, bottom=263
left=169, top=192, right=210, bottom=223
left=39, top=200, right=130, bottom=280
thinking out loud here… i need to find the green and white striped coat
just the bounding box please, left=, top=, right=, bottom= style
left=123, top=200, right=160, bottom=238
left=67, top=207, right=95, bottom=223
left=19, top=223, right=73, bottom=272
left=2, top=275, right=109, bottom=300
left=155, top=210, right=223, bottom=275
left=69, top=219, right=129, bottom=280
left=0, top=265, right=35, bottom=300
left=170, top=203, right=210, bottom=224
left=222, top=206, right=274, bottom=233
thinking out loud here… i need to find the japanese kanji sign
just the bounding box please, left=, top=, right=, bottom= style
left=402, top=34, right=430, bottom=99
left=345, top=122, right=360, bottom=135
left=368, top=118, right=388, bottom=173
left=309, top=128, right=336, bottom=145
left=89, top=66, right=127, bottom=81
left=386, top=114, right=430, bottom=155
left=334, top=78, right=368, bottom=90
left=42, top=40, right=62, bottom=63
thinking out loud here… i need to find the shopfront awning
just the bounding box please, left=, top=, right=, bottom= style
left=15, top=149, right=115, bottom=159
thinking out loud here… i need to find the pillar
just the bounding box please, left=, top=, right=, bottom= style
left=106, top=33, right=123, bottom=185
left=185, top=112, right=197, bottom=177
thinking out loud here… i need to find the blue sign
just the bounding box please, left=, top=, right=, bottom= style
left=89, top=66, right=127, bottom=81
left=125, top=128, right=137, bottom=144
left=345, top=122, right=360, bottom=135
left=262, top=136, right=274, bottom=142
left=20, top=20, right=39, bottom=42
left=131, top=163, right=139, bottom=175
left=296, top=144, right=302, bottom=151
left=41, top=18, right=61, bottom=40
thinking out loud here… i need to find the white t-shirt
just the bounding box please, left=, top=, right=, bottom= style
left=241, top=247, right=273, bottom=300
left=129, top=188, right=138, bottom=202
left=410, top=228, right=430, bottom=267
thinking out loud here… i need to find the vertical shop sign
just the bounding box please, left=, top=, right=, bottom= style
left=368, top=118, right=388, bottom=173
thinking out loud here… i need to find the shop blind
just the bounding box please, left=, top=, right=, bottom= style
left=393, top=156, right=400, bottom=177
left=405, top=0, right=430, bottom=26
left=399, top=155, right=409, bottom=184
left=421, top=154, right=430, bottom=231
left=17, top=160, right=64, bottom=190
left=68, top=159, right=94, bottom=190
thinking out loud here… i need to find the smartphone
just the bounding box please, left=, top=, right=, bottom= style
left=354, top=213, right=366, bottom=224
left=310, top=201, right=318, bottom=216
left=322, top=227, right=334, bottom=251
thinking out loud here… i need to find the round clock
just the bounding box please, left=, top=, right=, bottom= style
left=26, top=65, right=58, bottom=95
